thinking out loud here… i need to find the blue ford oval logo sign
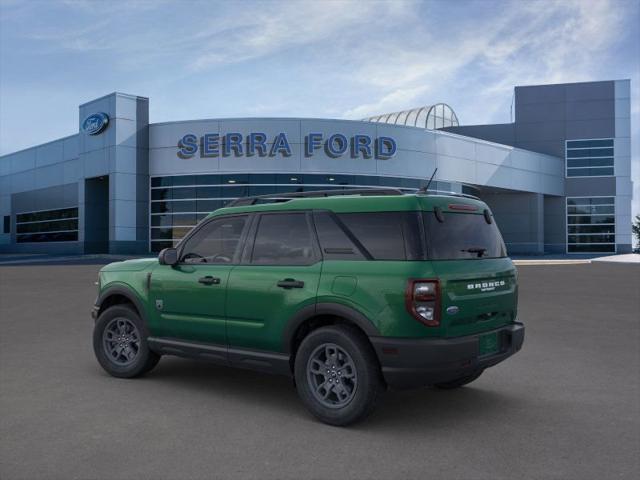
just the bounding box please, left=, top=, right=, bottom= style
left=82, top=112, right=109, bottom=135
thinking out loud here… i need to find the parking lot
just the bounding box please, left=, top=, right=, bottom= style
left=1, top=261, right=638, bottom=480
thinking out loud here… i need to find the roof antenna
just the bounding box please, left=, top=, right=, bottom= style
left=418, top=168, right=438, bottom=194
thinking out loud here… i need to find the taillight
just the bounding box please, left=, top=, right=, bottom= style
left=405, top=279, right=440, bottom=327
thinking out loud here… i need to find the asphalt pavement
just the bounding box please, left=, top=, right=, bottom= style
left=0, top=262, right=638, bottom=479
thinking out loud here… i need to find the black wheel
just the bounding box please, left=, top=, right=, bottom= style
left=294, top=325, right=383, bottom=426
left=433, top=370, right=483, bottom=389
left=93, top=304, right=160, bottom=378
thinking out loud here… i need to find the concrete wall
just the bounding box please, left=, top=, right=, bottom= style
left=3, top=183, right=82, bottom=254
left=0, top=81, right=630, bottom=255
left=481, top=192, right=544, bottom=254
left=613, top=80, right=633, bottom=253
left=443, top=123, right=515, bottom=147
left=0, top=92, right=150, bottom=254
left=0, top=135, right=80, bottom=253
left=514, top=81, right=616, bottom=158
left=78, top=93, right=149, bottom=254
left=544, top=196, right=566, bottom=254
left=442, top=80, right=633, bottom=254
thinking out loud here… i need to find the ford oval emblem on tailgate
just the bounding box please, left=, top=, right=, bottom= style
left=446, top=306, right=459, bottom=315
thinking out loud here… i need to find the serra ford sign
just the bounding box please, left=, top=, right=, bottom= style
left=177, top=132, right=397, bottom=159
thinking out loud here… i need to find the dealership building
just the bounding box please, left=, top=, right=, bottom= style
left=0, top=79, right=633, bottom=255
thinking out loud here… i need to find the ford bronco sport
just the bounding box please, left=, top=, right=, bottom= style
left=92, top=189, right=524, bottom=426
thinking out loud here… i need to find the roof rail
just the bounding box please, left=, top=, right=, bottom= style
left=414, top=189, right=481, bottom=201
left=225, top=188, right=405, bottom=207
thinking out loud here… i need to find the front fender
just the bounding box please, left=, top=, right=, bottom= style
left=94, top=282, right=149, bottom=326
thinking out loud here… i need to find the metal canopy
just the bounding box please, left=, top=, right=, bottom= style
left=363, top=103, right=459, bottom=130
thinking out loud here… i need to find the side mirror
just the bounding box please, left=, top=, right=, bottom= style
left=158, top=247, right=178, bottom=266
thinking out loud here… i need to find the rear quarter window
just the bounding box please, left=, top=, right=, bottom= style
left=336, top=212, right=423, bottom=260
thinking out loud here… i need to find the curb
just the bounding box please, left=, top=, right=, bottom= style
left=513, top=259, right=591, bottom=266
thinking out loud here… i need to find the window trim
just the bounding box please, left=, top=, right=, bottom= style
left=175, top=213, right=252, bottom=265
left=336, top=211, right=426, bottom=261
left=244, top=211, right=322, bottom=267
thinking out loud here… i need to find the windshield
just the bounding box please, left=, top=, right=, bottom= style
left=423, top=212, right=507, bottom=260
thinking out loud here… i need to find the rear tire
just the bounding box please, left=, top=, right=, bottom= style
left=93, top=304, right=160, bottom=378
left=294, top=325, right=383, bottom=426
left=433, top=370, right=483, bottom=389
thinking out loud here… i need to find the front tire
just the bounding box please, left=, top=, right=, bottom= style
left=294, top=325, right=383, bottom=426
left=93, top=304, right=160, bottom=378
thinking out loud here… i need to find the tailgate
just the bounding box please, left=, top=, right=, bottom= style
left=432, top=258, right=517, bottom=337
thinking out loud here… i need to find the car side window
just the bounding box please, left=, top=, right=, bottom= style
left=313, top=211, right=366, bottom=260
left=337, top=212, right=423, bottom=260
left=251, top=213, right=316, bottom=265
left=180, top=215, right=247, bottom=264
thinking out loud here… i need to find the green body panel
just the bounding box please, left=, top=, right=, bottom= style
left=317, top=258, right=516, bottom=339
left=317, top=260, right=437, bottom=338
left=431, top=258, right=517, bottom=337
left=101, top=257, right=157, bottom=272
left=96, top=193, right=519, bottom=354
left=148, top=264, right=234, bottom=343
left=226, top=264, right=321, bottom=351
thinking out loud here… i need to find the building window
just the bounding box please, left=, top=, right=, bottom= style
left=566, top=139, right=614, bottom=177
left=3, top=215, right=9, bottom=234
left=566, top=197, right=615, bottom=253
left=15, top=207, right=79, bottom=243
left=149, top=174, right=460, bottom=252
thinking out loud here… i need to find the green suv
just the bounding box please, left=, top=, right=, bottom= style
left=92, top=189, right=524, bottom=425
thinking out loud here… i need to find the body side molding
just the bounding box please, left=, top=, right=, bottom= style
left=147, top=337, right=291, bottom=376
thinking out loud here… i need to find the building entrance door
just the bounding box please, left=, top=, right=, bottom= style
left=84, top=176, right=109, bottom=253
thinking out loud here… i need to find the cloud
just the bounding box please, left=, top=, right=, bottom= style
left=188, top=1, right=412, bottom=71
left=343, top=85, right=430, bottom=119
left=339, top=0, right=630, bottom=119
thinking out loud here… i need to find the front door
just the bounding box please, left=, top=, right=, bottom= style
left=226, top=212, right=321, bottom=353
left=150, top=214, right=249, bottom=345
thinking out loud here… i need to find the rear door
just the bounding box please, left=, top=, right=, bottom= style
left=225, top=211, right=322, bottom=352
left=423, top=210, right=517, bottom=338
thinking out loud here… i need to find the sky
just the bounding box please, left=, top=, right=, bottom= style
left=1, top=0, right=639, bottom=215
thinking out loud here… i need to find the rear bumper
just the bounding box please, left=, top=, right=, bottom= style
left=370, top=323, right=524, bottom=390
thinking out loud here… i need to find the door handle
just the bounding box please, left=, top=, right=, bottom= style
left=277, top=278, right=305, bottom=289
left=198, top=276, right=221, bottom=285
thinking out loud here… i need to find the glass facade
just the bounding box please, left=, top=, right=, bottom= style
left=15, top=207, right=79, bottom=243
left=566, top=139, right=614, bottom=177
left=149, top=173, right=455, bottom=251
left=566, top=197, right=615, bottom=253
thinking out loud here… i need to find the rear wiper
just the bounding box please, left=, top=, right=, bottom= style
left=461, top=247, right=487, bottom=258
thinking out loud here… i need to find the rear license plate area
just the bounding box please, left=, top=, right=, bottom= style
left=479, top=332, right=499, bottom=356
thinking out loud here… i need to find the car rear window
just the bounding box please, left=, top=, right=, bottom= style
left=423, top=212, right=506, bottom=260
